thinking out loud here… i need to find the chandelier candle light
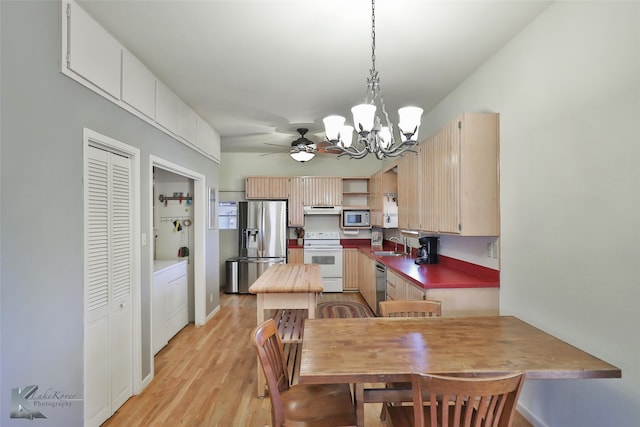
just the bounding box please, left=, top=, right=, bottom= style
left=323, top=0, right=423, bottom=159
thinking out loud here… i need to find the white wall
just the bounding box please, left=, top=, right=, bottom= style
left=422, top=2, right=639, bottom=425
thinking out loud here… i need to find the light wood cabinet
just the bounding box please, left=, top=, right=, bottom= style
left=386, top=269, right=426, bottom=301
left=369, top=170, right=383, bottom=227
left=245, top=176, right=289, bottom=199
left=384, top=267, right=499, bottom=316
left=420, top=113, right=499, bottom=235
left=343, top=248, right=359, bottom=291
left=302, top=176, right=342, bottom=206
left=405, top=281, right=426, bottom=300
left=397, top=151, right=421, bottom=230
left=358, top=251, right=377, bottom=311
left=287, top=248, right=304, bottom=264
left=287, top=177, right=305, bottom=227
left=385, top=270, right=401, bottom=300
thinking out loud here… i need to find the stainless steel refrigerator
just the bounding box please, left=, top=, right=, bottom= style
left=226, top=200, right=287, bottom=293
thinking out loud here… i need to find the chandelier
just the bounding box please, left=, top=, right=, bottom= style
left=323, top=0, right=423, bottom=160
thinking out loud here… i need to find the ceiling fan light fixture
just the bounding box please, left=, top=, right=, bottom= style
left=290, top=149, right=315, bottom=162
left=322, top=0, right=423, bottom=159
left=288, top=128, right=317, bottom=162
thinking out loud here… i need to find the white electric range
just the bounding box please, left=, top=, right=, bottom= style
left=303, top=231, right=343, bottom=292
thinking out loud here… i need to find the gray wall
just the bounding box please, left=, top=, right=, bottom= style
left=1, top=1, right=219, bottom=425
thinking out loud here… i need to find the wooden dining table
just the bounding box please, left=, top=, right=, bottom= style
left=299, top=316, right=621, bottom=427
left=249, top=263, right=324, bottom=397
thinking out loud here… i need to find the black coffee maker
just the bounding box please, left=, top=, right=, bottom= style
left=415, top=236, right=438, bottom=265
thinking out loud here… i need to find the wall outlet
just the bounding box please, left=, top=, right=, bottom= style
left=487, top=241, right=499, bottom=259
left=209, top=293, right=213, bottom=303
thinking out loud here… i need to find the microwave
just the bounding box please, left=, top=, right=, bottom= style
left=343, top=210, right=370, bottom=227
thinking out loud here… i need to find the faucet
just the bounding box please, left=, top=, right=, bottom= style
left=388, top=236, right=402, bottom=253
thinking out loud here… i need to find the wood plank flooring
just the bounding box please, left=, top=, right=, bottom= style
left=102, top=292, right=532, bottom=427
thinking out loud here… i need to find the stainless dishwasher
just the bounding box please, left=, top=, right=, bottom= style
left=375, top=262, right=387, bottom=316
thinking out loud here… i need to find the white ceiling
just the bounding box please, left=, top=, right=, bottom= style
left=78, top=0, right=551, bottom=154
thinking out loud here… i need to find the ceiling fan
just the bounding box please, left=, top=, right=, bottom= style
left=263, top=128, right=337, bottom=162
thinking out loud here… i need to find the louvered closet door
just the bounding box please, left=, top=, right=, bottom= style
left=85, top=146, right=133, bottom=427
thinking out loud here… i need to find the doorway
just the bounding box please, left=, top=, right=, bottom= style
left=148, top=156, right=206, bottom=373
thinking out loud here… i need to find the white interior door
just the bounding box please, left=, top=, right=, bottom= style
left=85, top=146, right=133, bottom=426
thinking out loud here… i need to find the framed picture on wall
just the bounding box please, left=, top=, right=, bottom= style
left=208, top=186, right=217, bottom=229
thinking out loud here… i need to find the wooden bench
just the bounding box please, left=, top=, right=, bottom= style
left=272, top=309, right=307, bottom=385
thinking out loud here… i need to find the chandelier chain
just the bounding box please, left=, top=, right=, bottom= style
left=371, top=0, right=376, bottom=73
left=321, top=0, right=422, bottom=160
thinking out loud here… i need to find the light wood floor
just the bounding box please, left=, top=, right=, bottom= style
left=103, top=292, right=532, bottom=427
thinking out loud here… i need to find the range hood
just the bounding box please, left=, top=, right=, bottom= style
left=303, top=206, right=342, bottom=215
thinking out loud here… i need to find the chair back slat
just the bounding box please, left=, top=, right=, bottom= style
left=411, top=372, right=526, bottom=427
left=379, top=299, right=442, bottom=318
left=252, top=319, right=290, bottom=426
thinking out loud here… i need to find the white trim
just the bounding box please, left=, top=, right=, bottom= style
left=82, top=128, right=142, bottom=418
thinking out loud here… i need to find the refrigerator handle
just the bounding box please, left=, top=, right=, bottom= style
left=260, top=205, right=266, bottom=256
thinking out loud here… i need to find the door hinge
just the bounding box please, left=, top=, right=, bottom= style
left=458, top=223, right=462, bottom=231
left=458, top=121, right=462, bottom=129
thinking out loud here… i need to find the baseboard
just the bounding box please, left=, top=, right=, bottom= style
left=204, top=304, right=221, bottom=323
left=517, top=402, right=548, bottom=427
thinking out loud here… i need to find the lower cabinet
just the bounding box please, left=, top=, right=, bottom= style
left=358, top=252, right=377, bottom=311
left=153, top=260, right=188, bottom=354
left=343, top=248, right=359, bottom=291
left=287, top=248, right=304, bottom=264
left=385, top=269, right=499, bottom=317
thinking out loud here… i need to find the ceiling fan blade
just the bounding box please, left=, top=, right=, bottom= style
left=260, top=151, right=287, bottom=157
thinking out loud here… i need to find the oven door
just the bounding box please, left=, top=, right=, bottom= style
left=303, top=247, right=343, bottom=292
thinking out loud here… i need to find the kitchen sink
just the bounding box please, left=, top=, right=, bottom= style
left=373, top=251, right=405, bottom=257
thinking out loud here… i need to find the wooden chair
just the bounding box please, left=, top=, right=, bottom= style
left=379, top=299, right=442, bottom=318
left=379, top=299, right=442, bottom=421
left=385, top=372, right=526, bottom=427
left=251, top=319, right=357, bottom=427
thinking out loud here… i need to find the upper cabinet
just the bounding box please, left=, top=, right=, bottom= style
left=196, top=119, right=221, bottom=162
left=420, top=112, right=500, bottom=236
left=179, top=101, right=198, bottom=145
left=288, top=177, right=305, bottom=227
left=245, top=177, right=290, bottom=199
left=121, top=50, right=156, bottom=119
left=156, top=81, right=181, bottom=136
left=61, top=0, right=220, bottom=163
left=369, top=170, right=383, bottom=227
left=370, top=165, right=399, bottom=228
left=302, top=177, right=342, bottom=206
left=397, top=150, right=421, bottom=231
left=66, top=1, right=121, bottom=100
